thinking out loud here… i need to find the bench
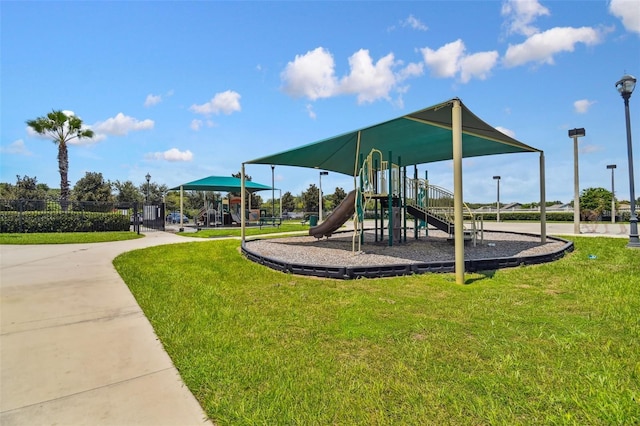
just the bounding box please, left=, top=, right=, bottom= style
left=258, top=217, right=282, bottom=229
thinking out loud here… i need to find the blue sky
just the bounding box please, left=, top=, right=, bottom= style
left=2, top=0, right=639, bottom=204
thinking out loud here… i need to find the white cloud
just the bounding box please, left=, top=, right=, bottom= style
left=401, top=15, right=428, bottom=31
left=0, top=139, right=31, bottom=155
left=421, top=40, right=465, bottom=78
left=495, top=126, right=516, bottom=138
left=397, top=61, right=424, bottom=81
left=92, top=113, right=155, bottom=138
left=190, top=90, right=242, bottom=115
left=147, top=148, right=193, bottom=162
left=191, top=119, right=203, bottom=131
left=574, top=99, right=596, bottom=113
left=280, top=47, right=339, bottom=100
left=503, top=26, right=603, bottom=67
left=581, top=144, right=602, bottom=154
left=281, top=47, right=422, bottom=104
left=306, top=104, right=317, bottom=120
left=144, top=94, right=162, bottom=107
left=421, top=39, right=498, bottom=83
left=610, top=0, right=640, bottom=34
left=340, top=49, right=397, bottom=104
left=459, top=51, right=500, bottom=83
left=501, top=0, right=550, bottom=36
left=190, top=119, right=217, bottom=131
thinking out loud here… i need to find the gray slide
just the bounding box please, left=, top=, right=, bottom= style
left=309, top=190, right=356, bottom=239
left=231, top=211, right=242, bottom=224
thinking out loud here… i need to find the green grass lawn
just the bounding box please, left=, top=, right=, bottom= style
left=0, top=231, right=142, bottom=244
left=113, top=236, right=640, bottom=425
left=178, top=222, right=313, bottom=238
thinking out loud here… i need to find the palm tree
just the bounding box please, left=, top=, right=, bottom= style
left=26, top=110, right=94, bottom=206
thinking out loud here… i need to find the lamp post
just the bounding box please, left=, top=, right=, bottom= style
left=493, top=175, right=501, bottom=222
left=319, top=171, right=328, bottom=222
left=615, top=74, right=639, bottom=248
left=271, top=165, right=275, bottom=218
left=145, top=173, right=151, bottom=203
left=568, top=128, right=586, bottom=234
left=607, top=164, right=616, bottom=224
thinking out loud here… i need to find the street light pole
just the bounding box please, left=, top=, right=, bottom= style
left=145, top=173, right=151, bottom=203
left=271, top=165, right=275, bottom=218
left=493, top=175, right=501, bottom=222
left=568, top=128, right=586, bottom=234
left=616, top=74, right=639, bottom=248
left=319, top=171, right=328, bottom=222
left=607, top=164, right=616, bottom=224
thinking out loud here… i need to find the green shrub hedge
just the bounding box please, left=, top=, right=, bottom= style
left=0, top=211, right=131, bottom=233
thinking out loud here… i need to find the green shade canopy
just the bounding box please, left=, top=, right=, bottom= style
left=170, top=176, right=273, bottom=193
left=246, top=98, right=541, bottom=176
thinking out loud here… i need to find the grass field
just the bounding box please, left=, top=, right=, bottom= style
left=177, top=221, right=312, bottom=238
left=113, top=236, right=639, bottom=425
left=0, top=231, right=142, bottom=244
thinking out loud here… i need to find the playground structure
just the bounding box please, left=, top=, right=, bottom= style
left=197, top=196, right=265, bottom=227
left=170, top=176, right=274, bottom=229
left=309, top=148, right=481, bottom=252
left=243, top=98, right=548, bottom=283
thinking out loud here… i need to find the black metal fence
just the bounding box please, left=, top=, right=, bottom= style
left=0, top=199, right=165, bottom=233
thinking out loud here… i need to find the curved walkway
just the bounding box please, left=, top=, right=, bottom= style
left=0, top=232, right=214, bottom=426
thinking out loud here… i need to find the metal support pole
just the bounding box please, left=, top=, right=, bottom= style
left=388, top=150, right=393, bottom=247
left=271, top=165, right=275, bottom=219
left=497, top=179, right=500, bottom=222
left=540, top=152, right=547, bottom=243
left=319, top=171, right=328, bottom=222
left=607, top=164, right=616, bottom=224
left=623, top=96, right=639, bottom=247
left=573, top=135, right=580, bottom=234
left=452, top=99, right=465, bottom=285
left=414, top=165, right=418, bottom=239
left=400, top=158, right=406, bottom=243
left=611, top=168, right=615, bottom=224
left=241, top=164, right=246, bottom=243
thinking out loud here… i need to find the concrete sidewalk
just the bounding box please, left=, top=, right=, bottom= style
left=478, top=220, right=631, bottom=238
left=0, top=232, right=213, bottom=426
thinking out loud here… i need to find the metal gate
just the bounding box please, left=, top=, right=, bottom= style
left=130, top=203, right=165, bottom=233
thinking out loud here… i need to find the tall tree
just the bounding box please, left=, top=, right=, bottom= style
left=231, top=172, right=260, bottom=207
left=114, top=180, right=144, bottom=204
left=15, top=175, right=47, bottom=200
left=72, top=172, right=114, bottom=212
left=72, top=172, right=114, bottom=203
left=281, top=191, right=296, bottom=212
left=330, top=187, right=347, bottom=210
left=0, top=182, right=15, bottom=199
left=301, top=184, right=319, bottom=213
left=26, top=110, right=94, bottom=205
left=580, top=187, right=614, bottom=218
left=13, top=175, right=48, bottom=210
left=138, top=180, right=168, bottom=204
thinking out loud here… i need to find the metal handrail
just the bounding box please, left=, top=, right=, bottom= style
left=405, top=178, right=481, bottom=244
